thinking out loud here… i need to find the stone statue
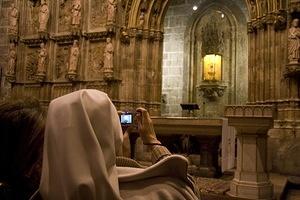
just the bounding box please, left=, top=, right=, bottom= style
left=38, top=0, right=49, bottom=32
left=68, top=40, right=80, bottom=74
left=288, top=18, right=300, bottom=64
left=9, top=3, right=19, bottom=35
left=7, top=43, right=17, bottom=76
left=139, top=12, right=145, bottom=28
left=103, top=37, right=114, bottom=70
left=37, top=43, right=47, bottom=75
left=107, top=0, right=116, bottom=23
left=71, top=0, right=81, bottom=26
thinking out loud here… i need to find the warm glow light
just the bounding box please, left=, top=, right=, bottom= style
left=193, top=6, right=198, bottom=11
left=203, top=54, right=222, bottom=81
left=221, top=13, right=225, bottom=18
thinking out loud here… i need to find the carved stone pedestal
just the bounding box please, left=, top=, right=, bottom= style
left=285, top=63, right=300, bottom=78
left=225, top=105, right=274, bottom=200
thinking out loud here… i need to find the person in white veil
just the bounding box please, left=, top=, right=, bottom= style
left=39, top=89, right=199, bottom=200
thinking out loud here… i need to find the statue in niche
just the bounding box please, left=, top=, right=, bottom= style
left=107, top=0, right=117, bottom=23
left=9, top=3, right=19, bottom=35
left=150, top=0, right=163, bottom=28
left=249, top=0, right=257, bottom=19
left=7, top=43, right=17, bottom=76
left=38, top=0, right=49, bottom=32
left=139, top=12, right=145, bottom=28
left=36, top=43, right=47, bottom=76
left=68, top=40, right=80, bottom=74
left=103, top=37, right=114, bottom=70
left=71, top=0, right=81, bottom=26
left=288, top=18, right=300, bottom=64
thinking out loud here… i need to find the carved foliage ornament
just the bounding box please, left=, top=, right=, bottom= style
left=201, top=15, right=224, bottom=56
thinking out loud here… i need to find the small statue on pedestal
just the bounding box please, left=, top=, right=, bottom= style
left=107, top=0, right=116, bottom=24
left=288, top=18, right=300, bottom=64
left=103, top=37, right=114, bottom=80
left=36, top=43, right=47, bottom=82
left=38, top=0, right=49, bottom=33
left=6, top=43, right=17, bottom=82
left=9, top=3, right=19, bottom=36
left=67, top=40, right=80, bottom=81
left=71, top=0, right=81, bottom=29
left=138, top=12, right=145, bottom=28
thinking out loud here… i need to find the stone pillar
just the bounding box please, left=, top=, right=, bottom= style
left=225, top=105, right=274, bottom=200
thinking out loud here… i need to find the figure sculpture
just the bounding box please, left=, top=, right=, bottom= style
left=288, top=18, right=300, bottom=64
left=38, top=0, right=49, bottom=32
left=139, top=12, right=145, bottom=28
left=68, top=40, right=80, bottom=74
left=7, top=43, right=17, bottom=76
left=9, top=3, right=18, bottom=35
left=71, top=0, right=81, bottom=26
left=107, top=0, right=116, bottom=23
left=103, top=38, right=114, bottom=70
left=36, top=43, right=47, bottom=76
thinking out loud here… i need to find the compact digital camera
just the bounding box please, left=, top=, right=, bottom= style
left=120, top=112, right=133, bottom=125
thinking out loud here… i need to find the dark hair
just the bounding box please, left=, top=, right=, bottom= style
left=0, top=98, right=45, bottom=199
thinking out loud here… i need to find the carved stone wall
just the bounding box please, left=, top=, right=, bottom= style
left=247, top=0, right=300, bottom=176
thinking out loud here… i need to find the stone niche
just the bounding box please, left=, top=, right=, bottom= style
left=162, top=0, right=248, bottom=117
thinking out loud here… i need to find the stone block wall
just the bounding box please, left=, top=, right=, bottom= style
left=162, top=2, right=188, bottom=116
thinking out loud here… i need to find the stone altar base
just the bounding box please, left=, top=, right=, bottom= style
left=225, top=105, right=275, bottom=200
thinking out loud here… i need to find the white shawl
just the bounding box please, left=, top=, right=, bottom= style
left=39, top=89, right=198, bottom=200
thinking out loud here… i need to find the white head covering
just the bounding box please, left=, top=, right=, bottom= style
left=40, top=89, right=123, bottom=199
left=39, top=89, right=198, bottom=200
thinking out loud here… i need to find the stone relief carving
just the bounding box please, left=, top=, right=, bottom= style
left=67, top=40, right=80, bottom=80
left=90, top=0, right=107, bottom=29
left=25, top=48, right=39, bottom=81
left=107, top=0, right=117, bottom=24
left=38, top=0, right=49, bottom=32
left=35, top=43, right=47, bottom=81
left=71, top=0, right=81, bottom=28
left=88, top=43, right=105, bottom=79
left=58, top=0, right=72, bottom=32
left=27, top=1, right=39, bottom=35
left=56, top=45, right=70, bottom=80
left=201, top=15, right=225, bottom=56
left=6, top=43, right=17, bottom=76
left=9, top=3, right=19, bottom=36
left=288, top=18, right=300, bottom=64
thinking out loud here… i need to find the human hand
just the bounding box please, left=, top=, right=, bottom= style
left=135, top=108, right=161, bottom=145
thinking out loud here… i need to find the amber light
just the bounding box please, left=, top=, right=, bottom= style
left=203, top=54, right=222, bottom=81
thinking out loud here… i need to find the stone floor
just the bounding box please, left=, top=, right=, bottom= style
left=194, top=173, right=300, bottom=200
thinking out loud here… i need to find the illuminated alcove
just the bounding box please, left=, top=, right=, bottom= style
left=161, top=0, right=248, bottom=117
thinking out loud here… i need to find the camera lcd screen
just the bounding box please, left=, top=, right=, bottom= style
left=120, top=114, right=133, bottom=124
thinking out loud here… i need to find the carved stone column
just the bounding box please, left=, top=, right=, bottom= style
left=225, top=105, right=274, bottom=200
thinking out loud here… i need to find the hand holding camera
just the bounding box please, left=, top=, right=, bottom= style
left=119, top=108, right=161, bottom=145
